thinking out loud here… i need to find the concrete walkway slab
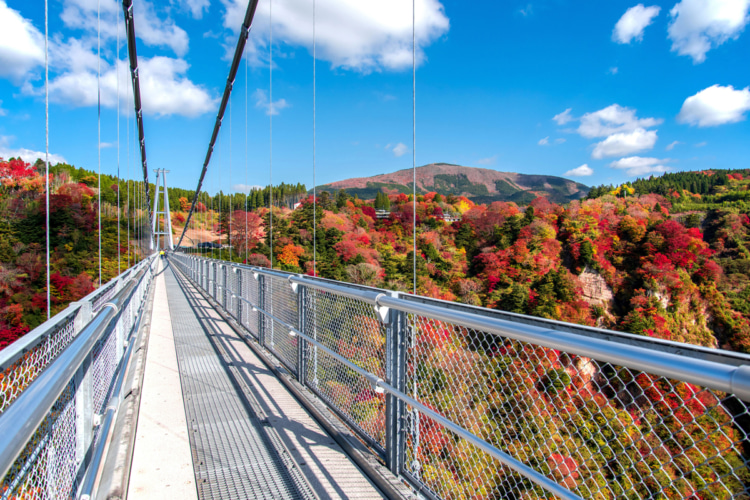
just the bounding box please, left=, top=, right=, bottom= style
left=128, top=261, right=198, bottom=499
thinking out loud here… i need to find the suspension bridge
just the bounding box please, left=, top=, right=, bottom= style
left=1, top=0, right=750, bottom=499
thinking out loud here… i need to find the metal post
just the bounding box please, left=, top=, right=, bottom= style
left=71, top=300, right=94, bottom=479
left=385, top=303, right=407, bottom=475
left=237, top=269, right=243, bottom=325
left=223, top=265, right=228, bottom=309
left=258, top=274, right=265, bottom=346
left=296, top=285, right=307, bottom=385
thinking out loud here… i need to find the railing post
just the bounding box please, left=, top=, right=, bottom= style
left=385, top=300, right=407, bottom=475
left=296, top=285, right=307, bottom=385
left=236, top=269, right=243, bottom=325
left=72, top=301, right=94, bottom=481
left=258, top=274, right=266, bottom=346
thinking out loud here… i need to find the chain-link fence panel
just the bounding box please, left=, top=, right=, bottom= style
left=0, top=315, right=77, bottom=416
left=404, top=313, right=750, bottom=500
left=0, top=257, right=156, bottom=500
left=1, top=381, right=78, bottom=500
left=264, top=275, right=299, bottom=375
left=304, top=288, right=387, bottom=451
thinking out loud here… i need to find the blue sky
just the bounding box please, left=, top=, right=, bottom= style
left=1, top=0, right=749, bottom=195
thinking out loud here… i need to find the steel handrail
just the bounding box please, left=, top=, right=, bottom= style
left=0, top=265, right=148, bottom=480
left=186, top=255, right=750, bottom=400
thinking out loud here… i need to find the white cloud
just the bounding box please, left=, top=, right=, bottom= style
left=613, top=4, right=661, bottom=44
left=99, top=141, right=116, bottom=149
left=253, top=89, right=290, bottom=116
left=223, top=0, right=449, bottom=72
left=555, top=138, right=566, bottom=144
left=391, top=143, right=409, bottom=157
left=538, top=136, right=549, bottom=145
left=609, top=66, right=619, bottom=75
left=0, top=1, right=45, bottom=82
left=49, top=58, right=217, bottom=117
left=179, top=0, right=211, bottom=19
left=564, top=164, right=593, bottom=177
left=668, top=0, right=750, bottom=63
left=233, top=183, right=264, bottom=194
left=609, top=156, right=670, bottom=176
left=695, top=141, right=708, bottom=147
left=665, top=140, right=682, bottom=151
left=519, top=3, right=534, bottom=17
left=577, top=104, right=662, bottom=138
left=553, top=108, right=574, bottom=125
left=677, top=84, right=750, bottom=127
left=592, top=128, right=658, bottom=159
left=0, top=101, right=6, bottom=116
left=476, top=155, right=497, bottom=165
left=0, top=136, right=66, bottom=165
left=61, top=0, right=188, bottom=56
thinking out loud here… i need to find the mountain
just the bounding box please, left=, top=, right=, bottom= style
left=316, top=163, right=590, bottom=204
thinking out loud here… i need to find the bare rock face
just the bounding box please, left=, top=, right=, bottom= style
left=579, top=266, right=614, bottom=308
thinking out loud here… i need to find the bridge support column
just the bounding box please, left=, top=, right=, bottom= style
left=385, top=299, right=407, bottom=475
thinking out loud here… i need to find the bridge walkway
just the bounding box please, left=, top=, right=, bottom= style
left=129, top=259, right=385, bottom=500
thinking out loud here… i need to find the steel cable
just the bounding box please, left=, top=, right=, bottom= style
left=44, top=0, right=50, bottom=318
left=98, top=0, right=102, bottom=286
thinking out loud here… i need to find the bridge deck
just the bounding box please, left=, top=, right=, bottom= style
left=129, top=260, right=385, bottom=499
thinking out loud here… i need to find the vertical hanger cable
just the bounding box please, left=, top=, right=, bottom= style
left=44, top=0, right=50, bottom=319
left=97, top=0, right=102, bottom=286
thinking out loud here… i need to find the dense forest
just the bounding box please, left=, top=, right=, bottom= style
left=181, top=167, right=750, bottom=498
left=2, top=155, right=750, bottom=496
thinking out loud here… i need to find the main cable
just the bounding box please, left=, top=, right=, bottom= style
left=122, top=0, right=154, bottom=242
left=176, top=0, right=261, bottom=249
left=45, top=0, right=50, bottom=319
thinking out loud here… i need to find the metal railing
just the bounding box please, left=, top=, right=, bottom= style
left=172, top=254, right=750, bottom=500
left=0, top=256, right=157, bottom=500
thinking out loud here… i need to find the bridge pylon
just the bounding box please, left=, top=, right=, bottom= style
left=151, top=169, right=174, bottom=251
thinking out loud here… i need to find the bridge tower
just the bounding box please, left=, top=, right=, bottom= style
left=151, top=169, right=174, bottom=251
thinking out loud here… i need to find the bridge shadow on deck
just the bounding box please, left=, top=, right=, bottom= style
left=165, top=262, right=385, bottom=500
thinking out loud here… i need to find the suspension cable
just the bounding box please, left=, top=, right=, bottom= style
left=269, top=0, right=273, bottom=269
left=44, top=0, right=50, bottom=319
left=412, top=0, right=417, bottom=295
left=176, top=0, right=261, bottom=249
left=313, top=0, right=316, bottom=277
left=245, top=44, right=249, bottom=264
left=127, top=64, right=131, bottom=268
left=229, top=88, right=232, bottom=259
left=98, top=0, right=102, bottom=287
left=117, top=14, right=121, bottom=273
left=121, top=0, right=154, bottom=241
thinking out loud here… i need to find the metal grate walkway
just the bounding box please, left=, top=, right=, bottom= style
left=165, top=264, right=317, bottom=500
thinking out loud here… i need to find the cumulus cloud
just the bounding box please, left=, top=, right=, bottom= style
left=538, top=136, right=549, bottom=146
left=223, top=0, right=449, bottom=72
left=253, top=89, right=290, bottom=116
left=665, top=140, right=682, bottom=151
left=613, top=4, right=661, bottom=44
left=0, top=101, right=6, bottom=116
left=555, top=138, right=566, bottom=144
left=578, top=104, right=662, bottom=138
left=592, top=128, right=658, bottom=159
left=609, top=156, right=670, bottom=176
left=677, top=84, right=750, bottom=127
left=668, top=0, right=750, bottom=63
left=61, top=0, right=188, bottom=56
left=391, top=143, right=409, bottom=157
left=49, top=58, right=217, bottom=117
left=179, top=0, right=211, bottom=19
left=0, top=1, right=45, bottom=82
left=564, top=164, right=593, bottom=177
left=553, top=108, right=574, bottom=125
left=0, top=136, right=66, bottom=165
